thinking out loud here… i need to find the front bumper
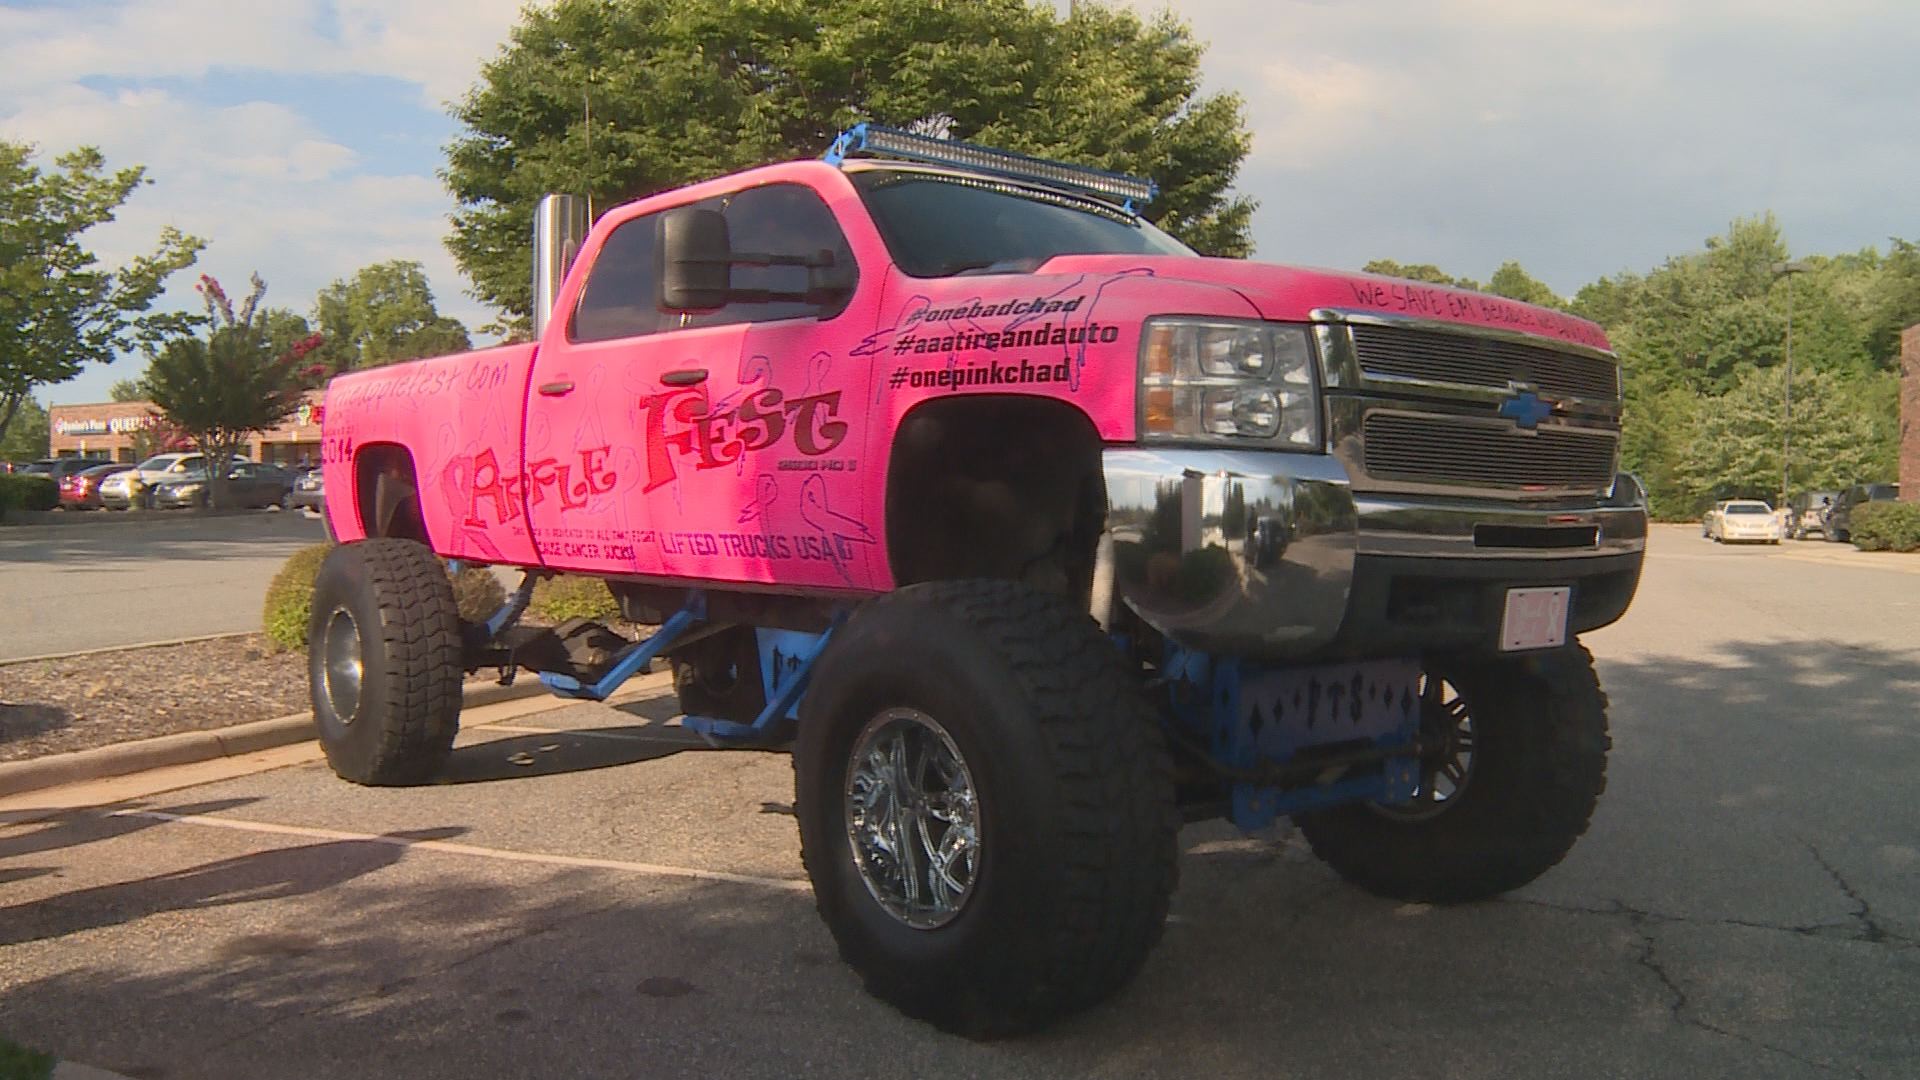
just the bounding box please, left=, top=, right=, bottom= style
left=1103, top=448, right=1646, bottom=659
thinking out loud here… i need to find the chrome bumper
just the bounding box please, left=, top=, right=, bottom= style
left=1102, top=448, right=1646, bottom=659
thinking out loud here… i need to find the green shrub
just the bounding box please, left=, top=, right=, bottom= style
left=1851, top=500, right=1920, bottom=552
left=262, top=543, right=332, bottom=653
left=261, top=544, right=513, bottom=653
left=527, top=575, right=620, bottom=623
left=0, top=474, right=57, bottom=514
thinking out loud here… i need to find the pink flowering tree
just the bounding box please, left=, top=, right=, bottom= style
left=145, top=274, right=325, bottom=508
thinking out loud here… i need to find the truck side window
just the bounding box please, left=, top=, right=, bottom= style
left=684, top=183, right=856, bottom=328
left=570, top=214, right=665, bottom=343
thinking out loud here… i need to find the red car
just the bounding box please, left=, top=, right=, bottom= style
left=58, top=462, right=131, bottom=510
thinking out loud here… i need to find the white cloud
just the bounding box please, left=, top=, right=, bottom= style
left=0, top=1, right=524, bottom=404
left=0, top=0, right=525, bottom=108
left=1109, top=0, right=1920, bottom=292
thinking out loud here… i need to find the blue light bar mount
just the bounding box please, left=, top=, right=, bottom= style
left=824, top=122, right=1158, bottom=213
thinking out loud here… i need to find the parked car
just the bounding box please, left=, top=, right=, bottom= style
left=150, top=461, right=296, bottom=510
left=1707, top=499, right=1781, bottom=543
left=289, top=466, right=326, bottom=513
left=58, top=463, right=132, bottom=510
left=1786, top=490, right=1839, bottom=540
left=99, top=453, right=252, bottom=509
left=1825, top=483, right=1901, bottom=543
left=21, top=456, right=113, bottom=484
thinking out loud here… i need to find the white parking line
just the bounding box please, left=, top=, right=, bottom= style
left=111, top=809, right=811, bottom=893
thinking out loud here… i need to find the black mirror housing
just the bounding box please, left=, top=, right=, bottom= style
left=658, top=207, right=732, bottom=311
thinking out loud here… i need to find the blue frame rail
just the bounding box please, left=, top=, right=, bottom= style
left=540, top=593, right=707, bottom=701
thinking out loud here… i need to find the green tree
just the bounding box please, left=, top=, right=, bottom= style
left=1864, top=238, right=1920, bottom=367
left=1486, top=261, right=1565, bottom=310
left=309, top=260, right=470, bottom=370
left=1673, top=365, right=1886, bottom=511
left=144, top=275, right=324, bottom=508
left=1359, top=259, right=1482, bottom=290
left=109, top=377, right=149, bottom=402
left=444, top=0, right=1256, bottom=328
left=0, top=396, right=48, bottom=461
left=0, top=143, right=203, bottom=445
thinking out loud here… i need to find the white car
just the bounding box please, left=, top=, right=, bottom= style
left=1707, top=499, right=1782, bottom=544
left=98, top=452, right=252, bottom=509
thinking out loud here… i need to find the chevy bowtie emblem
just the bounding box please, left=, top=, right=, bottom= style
left=1498, top=386, right=1555, bottom=430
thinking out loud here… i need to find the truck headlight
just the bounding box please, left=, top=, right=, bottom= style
left=1139, top=319, right=1319, bottom=449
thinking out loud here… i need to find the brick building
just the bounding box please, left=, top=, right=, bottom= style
left=47, top=390, right=326, bottom=466
left=1903, top=324, right=1919, bottom=502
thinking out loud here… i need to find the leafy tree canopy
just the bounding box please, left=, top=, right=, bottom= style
left=0, top=397, right=48, bottom=461
left=1365, top=211, right=1912, bottom=519
left=445, top=0, right=1255, bottom=327
left=309, top=260, right=471, bottom=370
left=1360, top=260, right=1482, bottom=291
left=0, top=142, right=203, bottom=445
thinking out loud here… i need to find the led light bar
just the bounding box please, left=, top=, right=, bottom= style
left=824, top=123, right=1158, bottom=211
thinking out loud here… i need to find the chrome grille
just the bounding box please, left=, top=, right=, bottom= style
left=1363, top=413, right=1616, bottom=491
left=1352, top=324, right=1616, bottom=401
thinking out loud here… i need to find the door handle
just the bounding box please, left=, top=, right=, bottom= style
left=660, top=368, right=708, bottom=387
left=537, top=380, right=575, bottom=397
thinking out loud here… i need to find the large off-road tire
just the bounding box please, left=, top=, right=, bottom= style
left=794, top=580, right=1179, bottom=1038
left=308, top=538, right=464, bottom=785
left=670, top=626, right=767, bottom=723
left=1295, top=644, right=1610, bottom=904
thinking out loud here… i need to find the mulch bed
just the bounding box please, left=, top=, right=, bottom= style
left=0, top=635, right=310, bottom=763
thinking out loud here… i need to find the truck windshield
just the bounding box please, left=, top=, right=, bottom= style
left=849, top=167, right=1194, bottom=278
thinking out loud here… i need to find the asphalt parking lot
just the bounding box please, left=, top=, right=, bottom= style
left=0, top=511, right=328, bottom=661
left=3, top=526, right=1918, bottom=1079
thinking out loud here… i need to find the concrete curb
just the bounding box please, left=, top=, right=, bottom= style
left=0, top=679, right=547, bottom=798
left=1, top=631, right=257, bottom=668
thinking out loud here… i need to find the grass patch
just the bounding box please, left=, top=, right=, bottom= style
left=0, top=1036, right=54, bottom=1080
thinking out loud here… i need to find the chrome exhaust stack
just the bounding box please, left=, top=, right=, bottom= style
left=531, top=194, right=589, bottom=340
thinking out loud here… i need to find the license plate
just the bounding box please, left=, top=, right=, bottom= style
left=1500, top=586, right=1571, bottom=651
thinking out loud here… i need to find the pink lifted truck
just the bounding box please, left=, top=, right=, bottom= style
left=309, top=125, right=1645, bottom=1035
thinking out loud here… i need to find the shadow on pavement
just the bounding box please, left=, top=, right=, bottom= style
left=0, top=826, right=468, bottom=948
left=0, top=640, right=1913, bottom=1078
left=0, top=798, right=261, bottom=861
left=441, top=726, right=698, bottom=784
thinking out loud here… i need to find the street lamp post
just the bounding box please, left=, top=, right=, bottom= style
left=1772, top=260, right=1808, bottom=511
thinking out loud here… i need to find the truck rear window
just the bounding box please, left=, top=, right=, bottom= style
left=850, top=168, right=1192, bottom=278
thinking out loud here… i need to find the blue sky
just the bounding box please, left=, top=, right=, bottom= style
left=5, top=0, right=1918, bottom=407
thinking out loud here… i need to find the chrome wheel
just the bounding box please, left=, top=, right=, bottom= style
left=1373, top=672, right=1475, bottom=821
left=321, top=607, right=365, bottom=725
left=844, top=708, right=980, bottom=929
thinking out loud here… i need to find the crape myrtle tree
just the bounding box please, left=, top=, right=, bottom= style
left=145, top=275, right=324, bottom=509
left=445, top=0, right=1256, bottom=330
left=0, top=142, right=202, bottom=445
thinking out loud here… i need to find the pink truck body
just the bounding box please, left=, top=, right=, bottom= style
left=321, top=159, right=1609, bottom=592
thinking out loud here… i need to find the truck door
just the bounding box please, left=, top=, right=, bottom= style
left=524, top=180, right=881, bottom=588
